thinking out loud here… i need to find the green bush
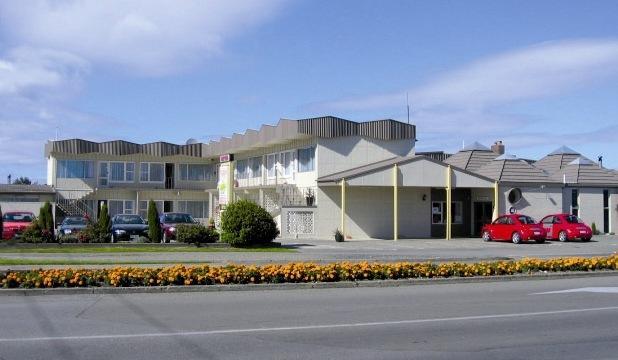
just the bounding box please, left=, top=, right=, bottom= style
left=591, top=222, right=600, bottom=235
left=220, top=199, right=279, bottom=247
left=176, top=224, right=218, bottom=246
left=38, top=201, right=54, bottom=234
left=147, top=200, right=161, bottom=242
left=20, top=222, right=44, bottom=243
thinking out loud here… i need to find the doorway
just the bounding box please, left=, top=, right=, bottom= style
left=473, top=201, right=493, bottom=236
left=164, top=201, right=173, bottom=213
left=165, top=163, right=174, bottom=189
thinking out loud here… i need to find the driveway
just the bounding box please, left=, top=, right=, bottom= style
left=1, top=235, right=617, bottom=270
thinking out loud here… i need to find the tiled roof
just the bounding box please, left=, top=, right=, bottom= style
left=444, top=146, right=498, bottom=173
left=0, top=184, right=55, bottom=194
left=550, top=157, right=618, bottom=185
left=476, top=156, right=556, bottom=183
left=535, top=146, right=583, bottom=174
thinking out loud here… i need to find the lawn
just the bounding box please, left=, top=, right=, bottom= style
left=0, top=258, right=213, bottom=266
left=0, top=245, right=294, bottom=254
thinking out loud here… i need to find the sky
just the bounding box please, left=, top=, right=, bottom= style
left=1, top=0, right=618, bottom=183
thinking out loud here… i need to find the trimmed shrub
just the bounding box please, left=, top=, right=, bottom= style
left=147, top=200, right=161, bottom=242
left=20, top=222, right=44, bottom=243
left=97, top=204, right=111, bottom=241
left=334, top=229, right=344, bottom=242
left=220, top=199, right=279, bottom=247
left=176, top=224, right=218, bottom=246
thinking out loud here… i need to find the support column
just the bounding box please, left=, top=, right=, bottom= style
left=340, top=178, right=346, bottom=236
left=208, top=191, right=213, bottom=218
left=445, top=165, right=452, bottom=240
left=393, top=164, right=399, bottom=241
left=493, top=181, right=500, bottom=221
left=259, top=188, right=264, bottom=207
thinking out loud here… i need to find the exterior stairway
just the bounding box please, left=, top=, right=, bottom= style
left=55, top=190, right=95, bottom=218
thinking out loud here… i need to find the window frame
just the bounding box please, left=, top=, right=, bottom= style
left=108, top=161, right=135, bottom=183
left=140, top=162, right=165, bottom=183
left=108, top=199, right=136, bottom=216
left=297, top=146, right=316, bottom=173
left=431, top=201, right=463, bottom=225
left=57, top=160, right=95, bottom=179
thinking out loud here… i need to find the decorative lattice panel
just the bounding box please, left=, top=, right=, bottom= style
left=264, top=191, right=280, bottom=214
left=286, top=211, right=314, bottom=235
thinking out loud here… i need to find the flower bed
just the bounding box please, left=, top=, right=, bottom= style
left=1, top=255, right=617, bottom=289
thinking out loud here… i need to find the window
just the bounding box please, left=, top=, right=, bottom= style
left=603, top=189, right=609, bottom=234
left=57, top=160, right=94, bottom=179
left=180, top=164, right=214, bottom=181
left=517, top=215, right=536, bottom=224
left=235, top=159, right=248, bottom=180
left=178, top=201, right=209, bottom=219
left=108, top=200, right=135, bottom=217
left=249, top=157, right=262, bottom=178
left=298, top=147, right=315, bottom=172
left=266, top=154, right=276, bottom=178
left=109, top=162, right=135, bottom=182
left=140, top=163, right=164, bottom=182
left=431, top=201, right=463, bottom=225
left=507, top=188, right=522, bottom=205
left=541, top=216, right=554, bottom=225
left=138, top=200, right=163, bottom=219
left=281, top=151, right=295, bottom=177
left=571, top=189, right=579, bottom=216
left=99, top=162, right=108, bottom=186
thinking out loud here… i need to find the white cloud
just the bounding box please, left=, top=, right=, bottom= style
left=0, top=0, right=285, bottom=76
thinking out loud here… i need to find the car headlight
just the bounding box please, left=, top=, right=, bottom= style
left=169, top=227, right=176, bottom=232
left=64, top=229, right=72, bottom=234
left=115, top=229, right=126, bottom=235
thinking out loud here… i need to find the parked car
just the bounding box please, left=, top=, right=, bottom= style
left=2, top=211, right=35, bottom=240
left=111, top=214, right=149, bottom=243
left=540, top=214, right=592, bottom=242
left=481, top=214, right=546, bottom=244
left=57, top=216, right=89, bottom=238
left=159, top=212, right=198, bottom=243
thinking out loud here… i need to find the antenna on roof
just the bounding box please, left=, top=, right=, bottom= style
left=406, top=92, right=410, bottom=124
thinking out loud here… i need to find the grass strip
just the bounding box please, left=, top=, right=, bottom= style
left=0, top=246, right=293, bottom=254
left=0, top=258, right=210, bottom=266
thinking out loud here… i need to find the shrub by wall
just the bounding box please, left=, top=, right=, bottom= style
left=147, top=200, right=161, bottom=243
left=220, top=200, right=279, bottom=247
left=176, top=224, right=218, bottom=245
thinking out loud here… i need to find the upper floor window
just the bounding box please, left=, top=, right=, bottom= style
left=235, top=159, right=249, bottom=180
left=57, top=160, right=94, bottom=179
left=180, top=164, right=214, bottom=181
left=110, top=162, right=135, bottom=182
left=249, top=157, right=262, bottom=178
left=140, top=163, right=164, bottom=182
left=298, top=147, right=315, bottom=173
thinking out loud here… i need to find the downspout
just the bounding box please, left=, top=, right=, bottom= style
left=446, top=165, right=452, bottom=240
left=393, top=164, right=399, bottom=241
left=341, top=178, right=346, bottom=238
left=493, top=181, right=499, bottom=221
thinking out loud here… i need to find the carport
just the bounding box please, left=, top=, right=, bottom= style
left=317, top=155, right=497, bottom=240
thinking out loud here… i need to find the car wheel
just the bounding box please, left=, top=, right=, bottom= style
left=511, top=232, right=522, bottom=244
left=482, top=231, right=492, bottom=242
left=536, top=238, right=545, bottom=244
left=558, top=231, right=568, bottom=242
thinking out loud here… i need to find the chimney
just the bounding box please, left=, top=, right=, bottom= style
left=491, top=141, right=505, bottom=155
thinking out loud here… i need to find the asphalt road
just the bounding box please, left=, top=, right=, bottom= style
left=2, top=235, right=618, bottom=269
left=1, top=276, right=617, bottom=359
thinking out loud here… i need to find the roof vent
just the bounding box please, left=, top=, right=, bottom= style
left=495, top=153, right=518, bottom=161
left=491, top=141, right=505, bottom=155
left=568, top=157, right=595, bottom=166
left=185, top=138, right=198, bottom=145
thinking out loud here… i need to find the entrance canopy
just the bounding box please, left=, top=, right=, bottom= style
left=317, top=155, right=494, bottom=188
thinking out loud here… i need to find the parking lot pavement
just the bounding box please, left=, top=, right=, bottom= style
left=0, top=235, right=616, bottom=270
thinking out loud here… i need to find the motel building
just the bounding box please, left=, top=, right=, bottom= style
left=42, top=116, right=618, bottom=240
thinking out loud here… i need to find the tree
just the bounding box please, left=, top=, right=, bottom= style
left=97, top=203, right=111, bottom=240
left=38, top=201, right=54, bottom=232
left=220, top=199, right=279, bottom=246
left=147, top=200, right=161, bottom=242
left=13, top=177, right=32, bottom=185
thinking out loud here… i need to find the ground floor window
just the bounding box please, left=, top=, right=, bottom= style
left=431, top=201, right=463, bottom=225
left=138, top=200, right=163, bottom=219
left=178, top=200, right=209, bottom=219
left=108, top=200, right=135, bottom=217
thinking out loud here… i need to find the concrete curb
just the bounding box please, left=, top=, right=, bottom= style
left=2, top=270, right=618, bottom=296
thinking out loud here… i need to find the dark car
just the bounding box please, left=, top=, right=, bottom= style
left=2, top=211, right=35, bottom=240
left=111, top=214, right=149, bottom=243
left=159, top=212, right=197, bottom=243
left=57, top=216, right=89, bottom=238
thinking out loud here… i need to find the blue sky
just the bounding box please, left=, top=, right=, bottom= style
left=1, top=0, right=618, bottom=182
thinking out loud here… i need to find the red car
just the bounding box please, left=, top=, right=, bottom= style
left=159, top=212, right=198, bottom=243
left=540, top=214, right=592, bottom=242
left=2, top=211, right=35, bottom=240
left=481, top=214, right=546, bottom=244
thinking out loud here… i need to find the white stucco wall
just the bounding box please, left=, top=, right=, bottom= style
left=499, top=185, right=563, bottom=221
left=317, top=137, right=414, bottom=177
left=315, top=185, right=430, bottom=240
left=577, top=188, right=605, bottom=231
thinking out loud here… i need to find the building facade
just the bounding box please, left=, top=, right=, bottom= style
left=43, top=116, right=618, bottom=239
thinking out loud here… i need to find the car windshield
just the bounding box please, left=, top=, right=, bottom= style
left=565, top=215, right=584, bottom=224
left=114, top=215, right=145, bottom=224
left=163, top=213, right=194, bottom=224
left=2, top=213, right=34, bottom=222
left=518, top=216, right=536, bottom=224
left=63, top=217, right=87, bottom=225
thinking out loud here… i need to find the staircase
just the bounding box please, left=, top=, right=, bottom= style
left=55, top=190, right=94, bottom=218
